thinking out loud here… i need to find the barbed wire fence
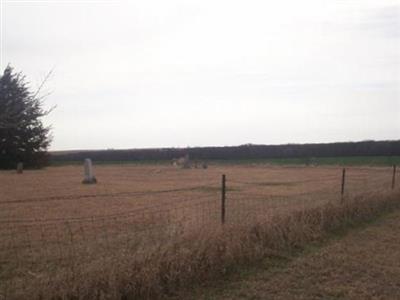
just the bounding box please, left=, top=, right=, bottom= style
left=0, top=165, right=397, bottom=289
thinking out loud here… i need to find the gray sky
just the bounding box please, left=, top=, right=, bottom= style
left=1, top=0, right=399, bottom=150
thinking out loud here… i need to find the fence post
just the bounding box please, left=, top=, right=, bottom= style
left=392, top=165, right=396, bottom=190
left=341, top=168, right=346, bottom=200
left=221, top=174, right=226, bottom=224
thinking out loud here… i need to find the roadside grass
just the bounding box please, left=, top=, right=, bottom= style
left=181, top=209, right=400, bottom=300
left=169, top=206, right=397, bottom=300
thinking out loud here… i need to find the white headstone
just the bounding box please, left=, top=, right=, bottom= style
left=82, top=158, right=97, bottom=184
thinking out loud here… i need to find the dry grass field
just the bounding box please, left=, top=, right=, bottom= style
left=0, top=163, right=397, bottom=299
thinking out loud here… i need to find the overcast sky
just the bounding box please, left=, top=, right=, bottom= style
left=1, top=0, right=399, bottom=150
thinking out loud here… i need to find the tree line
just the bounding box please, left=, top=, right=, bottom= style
left=51, top=140, right=400, bottom=163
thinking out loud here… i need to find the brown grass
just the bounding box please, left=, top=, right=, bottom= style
left=0, top=163, right=398, bottom=299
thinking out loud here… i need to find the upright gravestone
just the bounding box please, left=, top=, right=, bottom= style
left=182, top=154, right=190, bottom=169
left=16, top=162, right=23, bottom=174
left=82, top=158, right=97, bottom=184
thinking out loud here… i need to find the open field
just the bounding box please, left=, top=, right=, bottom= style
left=0, top=163, right=398, bottom=298
left=49, top=155, right=400, bottom=167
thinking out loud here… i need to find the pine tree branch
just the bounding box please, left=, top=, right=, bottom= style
left=32, top=69, right=54, bottom=100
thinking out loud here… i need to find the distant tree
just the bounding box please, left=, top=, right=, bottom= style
left=0, top=65, right=53, bottom=169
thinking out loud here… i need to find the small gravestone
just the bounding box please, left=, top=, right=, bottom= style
left=181, top=154, right=190, bottom=169
left=82, top=158, right=97, bottom=184
left=16, top=162, right=23, bottom=174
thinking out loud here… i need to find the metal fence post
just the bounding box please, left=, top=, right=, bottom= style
left=341, top=168, right=346, bottom=200
left=221, top=174, right=226, bottom=224
left=392, top=165, right=396, bottom=190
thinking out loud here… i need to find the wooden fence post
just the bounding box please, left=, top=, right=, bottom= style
left=221, top=174, right=226, bottom=224
left=392, top=165, right=396, bottom=190
left=341, top=168, right=346, bottom=200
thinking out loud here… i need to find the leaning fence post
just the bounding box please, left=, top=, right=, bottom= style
left=221, top=174, right=226, bottom=224
left=392, top=165, right=397, bottom=190
left=341, top=168, right=346, bottom=200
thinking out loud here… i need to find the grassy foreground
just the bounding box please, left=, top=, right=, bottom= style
left=7, top=189, right=400, bottom=299
left=176, top=206, right=400, bottom=299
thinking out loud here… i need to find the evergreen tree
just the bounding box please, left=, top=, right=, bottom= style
left=0, top=65, right=52, bottom=169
